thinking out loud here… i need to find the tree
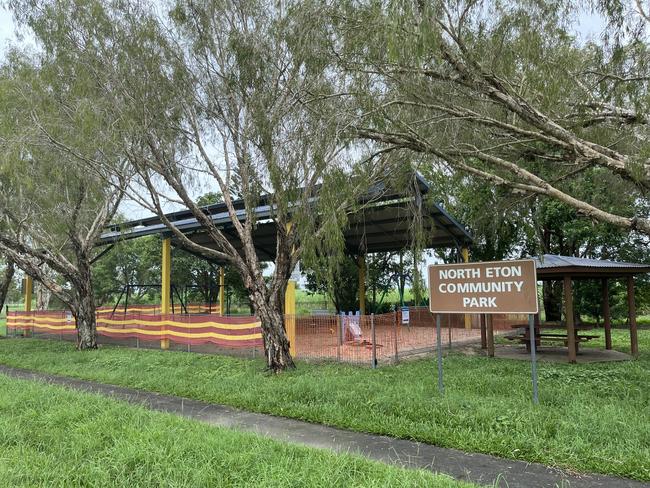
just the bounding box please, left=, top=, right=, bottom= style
left=0, top=54, right=127, bottom=348
left=336, top=0, right=650, bottom=236
left=11, top=0, right=389, bottom=371
left=92, top=236, right=162, bottom=306
left=367, top=252, right=396, bottom=312
left=303, top=255, right=360, bottom=313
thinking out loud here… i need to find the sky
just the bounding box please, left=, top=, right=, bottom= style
left=0, top=7, right=14, bottom=45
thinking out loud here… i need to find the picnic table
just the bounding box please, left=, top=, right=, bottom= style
left=505, top=322, right=599, bottom=354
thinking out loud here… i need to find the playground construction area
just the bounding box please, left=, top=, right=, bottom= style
left=6, top=306, right=525, bottom=365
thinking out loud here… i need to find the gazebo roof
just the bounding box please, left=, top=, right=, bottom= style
left=533, top=254, right=650, bottom=279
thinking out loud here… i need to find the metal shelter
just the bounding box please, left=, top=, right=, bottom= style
left=97, top=175, right=473, bottom=327
left=100, top=175, right=473, bottom=259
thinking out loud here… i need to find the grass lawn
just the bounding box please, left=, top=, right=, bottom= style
left=0, top=330, right=648, bottom=481
left=0, top=374, right=469, bottom=488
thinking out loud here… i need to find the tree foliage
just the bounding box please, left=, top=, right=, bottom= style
left=0, top=51, right=127, bottom=348
left=336, top=0, right=650, bottom=235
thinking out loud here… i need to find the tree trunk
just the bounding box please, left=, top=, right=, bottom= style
left=0, top=257, right=15, bottom=312
left=543, top=281, right=563, bottom=321
left=36, top=282, right=52, bottom=311
left=249, top=287, right=295, bottom=372
left=72, top=262, right=97, bottom=350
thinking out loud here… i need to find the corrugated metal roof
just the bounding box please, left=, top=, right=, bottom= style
left=533, top=254, right=650, bottom=270
left=530, top=254, right=650, bottom=279
left=99, top=174, right=473, bottom=261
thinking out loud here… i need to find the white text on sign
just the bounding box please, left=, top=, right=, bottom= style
left=438, top=265, right=525, bottom=309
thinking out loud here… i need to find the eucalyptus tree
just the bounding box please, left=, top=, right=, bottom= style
left=336, top=0, right=650, bottom=236
left=10, top=0, right=385, bottom=370
left=0, top=55, right=127, bottom=349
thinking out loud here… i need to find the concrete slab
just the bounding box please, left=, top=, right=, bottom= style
left=493, top=345, right=631, bottom=363
left=0, top=365, right=646, bottom=488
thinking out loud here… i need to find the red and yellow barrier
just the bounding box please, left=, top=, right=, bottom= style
left=6, top=311, right=76, bottom=336
left=95, top=304, right=221, bottom=315
left=6, top=309, right=260, bottom=348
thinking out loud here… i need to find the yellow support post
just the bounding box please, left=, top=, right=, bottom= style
left=461, top=247, right=472, bottom=330
left=285, top=280, right=296, bottom=357
left=24, top=276, right=32, bottom=312
left=219, top=267, right=225, bottom=316
left=358, top=254, right=366, bottom=315
left=160, top=237, right=171, bottom=350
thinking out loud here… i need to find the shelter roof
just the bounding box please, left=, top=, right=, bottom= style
left=100, top=174, right=473, bottom=262
left=532, top=254, right=650, bottom=279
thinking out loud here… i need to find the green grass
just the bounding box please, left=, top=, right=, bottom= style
left=0, top=374, right=469, bottom=488
left=0, top=331, right=648, bottom=481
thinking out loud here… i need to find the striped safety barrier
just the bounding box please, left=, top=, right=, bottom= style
left=95, top=304, right=221, bottom=315
left=6, top=310, right=261, bottom=348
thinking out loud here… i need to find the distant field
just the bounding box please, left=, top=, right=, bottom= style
left=295, top=288, right=420, bottom=314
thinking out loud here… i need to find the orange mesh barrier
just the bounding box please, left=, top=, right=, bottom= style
left=291, top=308, right=531, bottom=364
left=7, top=310, right=260, bottom=348
left=7, top=306, right=530, bottom=364
left=96, top=303, right=221, bottom=315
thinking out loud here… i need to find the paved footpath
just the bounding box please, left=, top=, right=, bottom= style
left=0, top=364, right=647, bottom=488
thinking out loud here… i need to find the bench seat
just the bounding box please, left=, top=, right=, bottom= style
left=504, top=333, right=600, bottom=353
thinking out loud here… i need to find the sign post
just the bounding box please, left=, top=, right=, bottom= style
left=429, top=259, right=539, bottom=403
left=529, top=313, right=539, bottom=404
left=436, top=313, right=444, bottom=393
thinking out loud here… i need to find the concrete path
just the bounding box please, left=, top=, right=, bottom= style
left=0, top=365, right=646, bottom=488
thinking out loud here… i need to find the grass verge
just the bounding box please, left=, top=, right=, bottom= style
left=0, top=373, right=470, bottom=487
left=0, top=330, right=648, bottom=481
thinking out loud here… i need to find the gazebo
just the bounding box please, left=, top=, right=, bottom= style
left=533, top=255, right=650, bottom=362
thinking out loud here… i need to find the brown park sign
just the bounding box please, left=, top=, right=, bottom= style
left=428, top=259, right=538, bottom=314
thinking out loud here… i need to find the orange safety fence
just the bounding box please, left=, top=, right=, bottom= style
left=95, top=303, right=221, bottom=315
left=6, top=306, right=530, bottom=365
left=7, top=310, right=260, bottom=348
left=291, top=307, right=531, bottom=364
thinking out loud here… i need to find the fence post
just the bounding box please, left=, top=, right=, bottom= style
left=337, top=313, right=343, bottom=362
left=371, top=313, right=377, bottom=368
left=393, top=310, right=399, bottom=363
left=187, top=317, right=191, bottom=353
